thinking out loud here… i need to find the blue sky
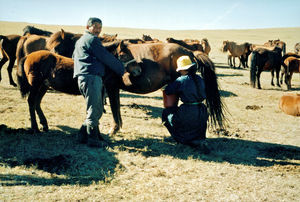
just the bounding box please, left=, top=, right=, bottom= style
left=0, top=0, right=299, bottom=30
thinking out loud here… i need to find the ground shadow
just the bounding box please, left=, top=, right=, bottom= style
left=121, top=103, right=163, bottom=119
left=0, top=125, right=119, bottom=186
left=120, top=92, right=162, bottom=100
left=111, top=136, right=300, bottom=167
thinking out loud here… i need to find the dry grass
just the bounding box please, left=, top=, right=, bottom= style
left=0, top=21, right=299, bottom=201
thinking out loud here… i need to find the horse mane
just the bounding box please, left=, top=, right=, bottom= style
left=47, top=30, right=82, bottom=50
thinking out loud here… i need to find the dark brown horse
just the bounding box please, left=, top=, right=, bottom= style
left=166, top=37, right=204, bottom=52
left=17, top=46, right=141, bottom=133
left=22, top=25, right=53, bottom=37
left=105, top=42, right=226, bottom=134
left=0, top=34, right=21, bottom=86
left=250, top=47, right=282, bottom=89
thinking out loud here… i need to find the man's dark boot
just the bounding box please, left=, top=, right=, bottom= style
left=77, top=125, right=88, bottom=144
left=87, top=125, right=107, bottom=148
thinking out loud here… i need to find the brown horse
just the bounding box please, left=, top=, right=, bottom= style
left=46, top=29, right=82, bottom=58
left=0, top=34, right=21, bottom=86
left=250, top=47, right=282, bottom=89
left=166, top=37, right=204, bottom=52
left=16, top=34, right=49, bottom=65
left=222, top=40, right=251, bottom=68
left=264, top=39, right=286, bottom=56
left=17, top=46, right=141, bottom=133
left=47, top=35, right=226, bottom=134
left=201, top=38, right=211, bottom=56
left=105, top=42, right=226, bottom=134
left=282, top=56, right=300, bottom=90
left=279, top=93, right=300, bottom=116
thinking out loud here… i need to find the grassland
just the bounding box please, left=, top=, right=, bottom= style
left=0, top=21, right=299, bottom=201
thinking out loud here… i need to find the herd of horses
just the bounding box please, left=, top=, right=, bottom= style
left=0, top=25, right=299, bottom=133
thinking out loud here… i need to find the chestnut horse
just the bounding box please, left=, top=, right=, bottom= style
left=280, top=53, right=300, bottom=87
left=279, top=93, right=300, bottom=116
left=17, top=46, right=141, bottom=133
left=282, top=56, right=300, bottom=90
left=250, top=47, right=282, bottom=89
left=0, top=34, right=21, bottom=86
left=16, top=34, right=49, bottom=65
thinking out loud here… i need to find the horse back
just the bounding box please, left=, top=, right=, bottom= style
left=279, top=94, right=300, bottom=116
left=284, top=57, right=300, bottom=73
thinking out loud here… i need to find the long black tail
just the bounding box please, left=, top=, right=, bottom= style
left=17, top=56, right=31, bottom=98
left=195, top=54, right=227, bottom=129
left=250, top=51, right=257, bottom=88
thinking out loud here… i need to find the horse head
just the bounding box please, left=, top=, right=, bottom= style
left=116, top=40, right=142, bottom=77
left=222, top=41, right=229, bottom=52
left=47, top=29, right=81, bottom=58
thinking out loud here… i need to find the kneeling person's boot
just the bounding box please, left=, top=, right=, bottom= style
left=77, top=125, right=88, bottom=144
left=87, top=126, right=106, bottom=148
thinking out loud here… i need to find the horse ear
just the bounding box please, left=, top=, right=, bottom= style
left=61, top=29, right=65, bottom=40
left=119, top=40, right=128, bottom=51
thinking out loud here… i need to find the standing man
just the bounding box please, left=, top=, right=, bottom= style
left=73, top=17, right=125, bottom=147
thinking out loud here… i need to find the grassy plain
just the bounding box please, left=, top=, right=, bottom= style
left=0, top=21, right=299, bottom=201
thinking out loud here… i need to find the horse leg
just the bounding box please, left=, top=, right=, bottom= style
left=106, top=86, right=122, bottom=135
left=233, top=57, right=236, bottom=68
left=276, top=68, right=281, bottom=87
left=288, top=72, right=293, bottom=90
left=257, top=69, right=262, bottom=89
left=35, top=85, right=49, bottom=132
left=27, top=89, right=40, bottom=133
left=271, top=70, right=275, bottom=86
left=7, top=57, right=17, bottom=87
left=0, top=54, right=8, bottom=82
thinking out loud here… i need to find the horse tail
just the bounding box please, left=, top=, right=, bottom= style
left=195, top=54, right=227, bottom=129
left=17, top=56, right=30, bottom=98
left=16, top=36, right=27, bottom=65
left=250, top=51, right=257, bottom=88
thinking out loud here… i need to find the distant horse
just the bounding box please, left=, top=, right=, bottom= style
left=17, top=47, right=141, bottom=133
left=16, top=34, right=49, bottom=65
left=264, top=39, right=286, bottom=56
left=222, top=40, right=250, bottom=68
left=281, top=56, right=300, bottom=90
left=100, top=33, right=118, bottom=42
left=294, top=42, right=300, bottom=55
left=23, top=25, right=53, bottom=36
left=0, top=34, right=21, bottom=86
left=250, top=47, right=282, bottom=89
left=166, top=37, right=204, bottom=52
left=105, top=42, right=226, bottom=134
left=201, top=38, right=211, bottom=56
left=142, top=34, right=160, bottom=43
left=280, top=53, right=300, bottom=87
left=279, top=93, right=300, bottom=116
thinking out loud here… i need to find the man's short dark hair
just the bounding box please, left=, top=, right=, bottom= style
left=87, top=17, right=102, bottom=26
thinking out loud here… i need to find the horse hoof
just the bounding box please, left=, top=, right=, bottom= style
left=41, top=126, right=48, bottom=132
left=29, top=128, right=41, bottom=134
left=10, top=82, right=17, bottom=87
left=108, top=126, right=120, bottom=135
